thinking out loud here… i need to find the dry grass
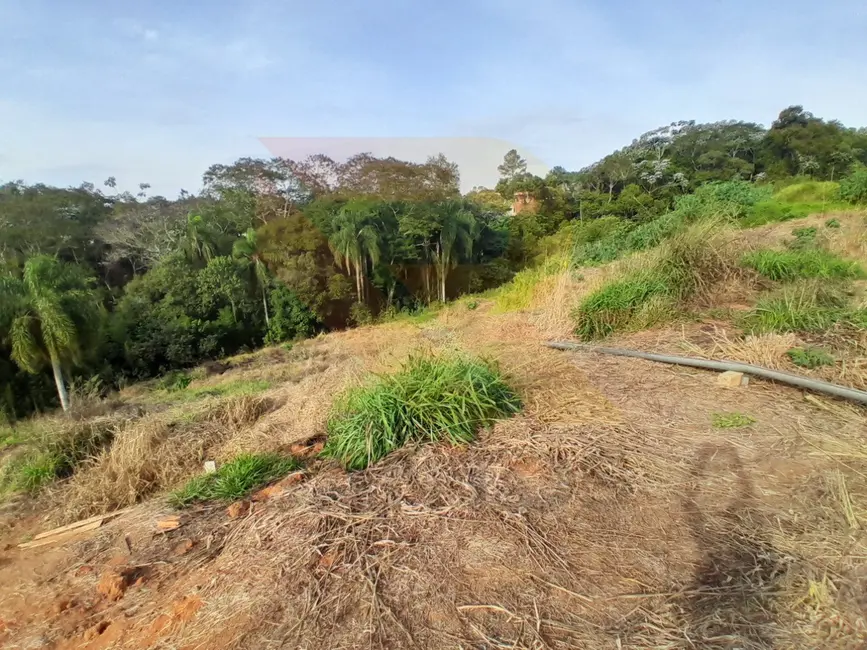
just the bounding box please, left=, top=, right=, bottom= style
left=36, top=388, right=863, bottom=650
left=3, top=211, right=867, bottom=650
left=680, top=326, right=867, bottom=392
left=56, top=395, right=272, bottom=522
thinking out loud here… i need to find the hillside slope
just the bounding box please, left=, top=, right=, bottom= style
left=0, top=213, right=866, bottom=650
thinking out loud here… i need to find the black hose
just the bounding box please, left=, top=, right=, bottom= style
left=545, top=341, right=867, bottom=406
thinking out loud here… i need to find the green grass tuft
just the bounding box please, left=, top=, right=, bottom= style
left=574, top=220, right=736, bottom=339
left=322, top=355, right=521, bottom=470
left=573, top=272, right=673, bottom=339
left=825, top=218, right=841, bottom=229
left=775, top=181, right=840, bottom=204
left=741, top=283, right=852, bottom=333
left=741, top=249, right=863, bottom=282
left=786, top=346, right=835, bottom=369
left=169, top=453, right=299, bottom=507
left=712, top=413, right=756, bottom=429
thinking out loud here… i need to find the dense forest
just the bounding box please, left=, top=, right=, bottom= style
left=3, top=105, right=867, bottom=419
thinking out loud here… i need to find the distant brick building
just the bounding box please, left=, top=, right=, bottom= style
left=510, top=192, right=538, bottom=215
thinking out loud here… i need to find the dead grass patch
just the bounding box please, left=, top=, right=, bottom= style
left=56, top=395, right=273, bottom=522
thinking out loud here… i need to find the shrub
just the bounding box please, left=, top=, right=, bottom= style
left=742, top=249, right=863, bottom=282
left=265, top=285, right=318, bottom=344
left=322, top=356, right=521, bottom=470
left=787, top=346, right=835, bottom=369
left=775, top=181, right=840, bottom=204
left=680, top=181, right=773, bottom=220
left=742, top=283, right=850, bottom=333
left=170, top=453, right=299, bottom=507
left=157, top=370, right=192, bottom=392
left=466, top=300, right=479, bottom=311
left=825, top=218, right=841, bottom=229
left=349, top=303, right=375, bottom=326
left=573, top=212, right=685, bottom=267
left=789, top=227, right=818, bottom=249
left=840, top=164, right=867, bottom=204
left=712, top=413, right=756, bottom=429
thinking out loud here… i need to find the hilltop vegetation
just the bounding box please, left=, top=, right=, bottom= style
left=2, top=104, right=867, bottom=422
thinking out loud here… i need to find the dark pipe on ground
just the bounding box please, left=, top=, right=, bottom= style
left=545, top=341, right=867, bottom=406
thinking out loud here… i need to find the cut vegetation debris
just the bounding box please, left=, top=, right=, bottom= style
left=322, top=355, right=521, bottom=470
left=170, top=453, right=300, bottom=507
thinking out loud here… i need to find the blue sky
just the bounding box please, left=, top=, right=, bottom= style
left=2, top=0, right=866, bottom=196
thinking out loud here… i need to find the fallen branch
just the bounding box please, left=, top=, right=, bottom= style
left=545, top=341, right=867, bottom=405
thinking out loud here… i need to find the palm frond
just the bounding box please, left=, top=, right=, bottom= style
left=10, top=315, right=45, bottom=373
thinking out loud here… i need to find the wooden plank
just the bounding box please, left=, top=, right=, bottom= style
left=19, top=520, right=104, bottom=549
left=32, top=507, right=132, bottom=541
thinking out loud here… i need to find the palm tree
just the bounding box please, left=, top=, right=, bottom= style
left=182, top=214, right=216, bottom=265
left=233, top=228, right=271, bottom=327
left=0, top=256, right=100, bottom=412
left=432, top=201, right=478, bottom=303
left=328, top=205, right=381, bottom=304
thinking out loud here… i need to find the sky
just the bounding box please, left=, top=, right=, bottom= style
left=2, top=0, right=866, bottom=197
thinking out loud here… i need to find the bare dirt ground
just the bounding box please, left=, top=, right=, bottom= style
left=1, top=215, right=866, bottom=649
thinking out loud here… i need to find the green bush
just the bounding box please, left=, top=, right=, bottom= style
left=157, top=370, right=192, bottom=392
left=840, top=164, right=867, bottom=204
left=825, top=218, right=841, bottom=229
left=741, top=249, right=862, bottom=282
left=265, top=285, right=318, bottom=344
left=786, top=346, right=835, bottom=369
left=789, top=227, right=818, bottom=249
left=712, top=413, right=756, bottom=429
left=170, top=453, right=299, bottom=507
left=349, top=303, right=375, bottom=326
left=678, top=181, right=773, bottom=220
left=573, top=212, right=685, bottom=267
left=742, top=283, right=851, bottom=333
left=775, top=181, right=840, bottom=204
left=322, top=356, right=521, bottom=470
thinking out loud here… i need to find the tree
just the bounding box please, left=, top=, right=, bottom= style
left=432, top=201, right=477, bottom=302
left=498, top=149, right=528, bottom=182
left=233, top=228, right=271, bottom=326
left=328, top=202, right=381, bottom=304
left=181, top=214, right=218, bottom=265
left=197, top=256, right=248, bottom=322
left=0, top=256, right=100, bottom=411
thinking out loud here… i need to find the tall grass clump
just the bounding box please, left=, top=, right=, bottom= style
left=0, top=416, right=119, bottom=494
left=170, top=453, right=299, bottom=507
left=574, top=220, right=741, bottom=339
left=573, top=271, right=673, bottom=339
left=322, top=356, right=521, bottom=470
left=742, top=282, right=852, bottom=334
left=742, top=249, right=863, bottom=282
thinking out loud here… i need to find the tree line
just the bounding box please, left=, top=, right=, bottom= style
left=2, top=105, right=867, bottom=418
